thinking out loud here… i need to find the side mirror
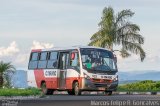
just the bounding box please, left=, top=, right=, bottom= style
left=71, top=53, right=75, bottom=60
left=114, top=55, right=117, bottom=63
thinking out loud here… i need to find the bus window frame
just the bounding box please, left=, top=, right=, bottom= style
left=68, top=50, right=80, bottom=73
left=46, top=51, right=59, bottom=69
left=57, top=49, right=79, bottom=70
left=38, top=51, right=48, bottom=69
left=28, top=52, right=40, bottom=70
left=58, top=51, right=70, bottom=70
left=28, top=49, right=81, bottom=71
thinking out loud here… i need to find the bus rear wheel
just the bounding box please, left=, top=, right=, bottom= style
left=73, top=82, right=81, bottom=96
left=41, top=82, right=53, bottom=95
left=68, top=91, right=74, bottom=95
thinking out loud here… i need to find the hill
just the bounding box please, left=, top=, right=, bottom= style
left=118, top=71, right=160, bottom=84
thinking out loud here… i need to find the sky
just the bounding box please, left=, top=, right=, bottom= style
left=0, top=0, right=160, bottom=72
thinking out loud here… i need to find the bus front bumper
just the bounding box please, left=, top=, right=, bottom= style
left=81, top=78, right=118, bottom=91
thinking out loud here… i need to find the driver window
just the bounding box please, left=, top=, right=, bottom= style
left=70, top=52, right=80, bottom=68
left=82, top=55, right=92, bottom=69
left=103, top=58, right=116, bottom=69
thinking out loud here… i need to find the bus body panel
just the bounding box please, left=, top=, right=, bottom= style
left=66, top=69, right=81, bottom=89
left=81, top=70, right=118, bottom=91
left=34, top=69, right=59, bottom=89
left=33, top=68, right=83, bottom=90
left=27, top=70, right=37, bottom=88
left=34, top=69, right=44, bottom=88
left=27, top=46, right=118, bottom=93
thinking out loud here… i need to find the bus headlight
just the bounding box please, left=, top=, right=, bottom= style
left=84, top=73, right=90, bottom=80
left=113, top=75, right=118, bottom=81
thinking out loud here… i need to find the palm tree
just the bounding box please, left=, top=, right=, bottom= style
left=89, top=7, right=146, bottom=61
left=0, top=61, right=15, bottom=87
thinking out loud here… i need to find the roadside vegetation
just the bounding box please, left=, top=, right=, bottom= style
left=0, top=88, right=41, bottom=96
left=0, top=80, right=160, bottom=96
left=0, top=61, right=42, bottom=96
left=0, top=61, right=15, bottom=88
left=118, top=80, right=160, bottom=92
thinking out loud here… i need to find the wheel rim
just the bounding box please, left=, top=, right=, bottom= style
left=74, top=83, right=79, bottom=95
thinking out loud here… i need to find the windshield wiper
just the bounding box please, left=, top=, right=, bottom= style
left=103, top=59, right=112, bottom=72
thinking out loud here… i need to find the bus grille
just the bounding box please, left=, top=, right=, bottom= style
left=92, top=78, right=112, bottom=83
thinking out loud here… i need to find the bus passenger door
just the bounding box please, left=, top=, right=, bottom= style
left=58, top=52, right=69, bottom=89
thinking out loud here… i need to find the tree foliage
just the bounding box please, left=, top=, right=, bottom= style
left=89, top=7, right=146, bottom=61
left=0, top=61, right=15, bottom=88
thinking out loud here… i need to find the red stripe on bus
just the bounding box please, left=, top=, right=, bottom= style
left=34, top=70, right=59, bottom=89
left=34, top=69, right=83, bottom=90
left=31, top=49, right=42, bottom=52
left=34, top=69, right=44, bottom=88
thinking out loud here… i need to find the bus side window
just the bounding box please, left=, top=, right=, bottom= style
left=47, top=51, right=58, bottom=69
left=70, top=52, right=80, bottom=69
left=28, top=52, right=39, bottom=69
left=38, top=52, right=48, bottom=69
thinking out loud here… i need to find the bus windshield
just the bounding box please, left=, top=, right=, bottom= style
left=80, top=48, right=117, bottom=72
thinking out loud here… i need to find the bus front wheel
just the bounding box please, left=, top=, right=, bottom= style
left=73, top=82, right=81, bottom=96
left=41, top=82, right=53, bottom=95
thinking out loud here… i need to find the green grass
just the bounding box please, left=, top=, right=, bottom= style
left=1, top=80, right=160, bottom=96
left=0, top=88, right=41, bottom=96
left=117, top=80, right=160, bottom=92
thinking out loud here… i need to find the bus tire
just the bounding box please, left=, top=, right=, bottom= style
left=41, top=82, right=53, bottom=95
left=73, top=82, right=81, bottom=96
left=105, top=91, right=112, bottom=95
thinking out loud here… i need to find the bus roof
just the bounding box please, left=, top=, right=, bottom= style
left=31, top=46, right=110, bottom=52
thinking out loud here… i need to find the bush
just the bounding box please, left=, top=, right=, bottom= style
left=118, top=80, right=160, bottom=92
left=0, top=88, right=41, bottom=96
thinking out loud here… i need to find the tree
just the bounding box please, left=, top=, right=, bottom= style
left=89, top=7, right=146, bottom=61
left=0, top=61, right=15, bottom=88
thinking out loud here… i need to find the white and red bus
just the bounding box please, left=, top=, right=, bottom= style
left=27, top=46, right=118, bottom=95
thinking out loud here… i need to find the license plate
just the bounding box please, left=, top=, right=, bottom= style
left=98, top=87, right=105, bottom=90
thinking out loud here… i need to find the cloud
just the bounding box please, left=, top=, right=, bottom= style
left=114, top=51, right=145, bottom=71
left=14, top=53, right=29, bottom=64
left=31, top=40, right=54, bottom=49
left=15, top=41, right=54, bottom=68
left=0, top=41, right=54, bottom=69
left=115, top=52, right=139, bottom=63
left=146, top=52, right=160, bottom=63
left=0, top=41, right=19, bottom=57
left=115, top=49, right=160, bottom=71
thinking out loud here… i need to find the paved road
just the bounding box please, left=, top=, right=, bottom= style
left=1, top=94, right=160, bottom=106
left=42, top=94, right=160, bottom=100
